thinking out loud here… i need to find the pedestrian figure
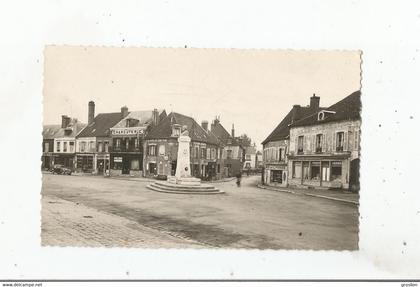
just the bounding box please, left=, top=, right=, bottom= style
left=236, top=171, right=242, bottom=187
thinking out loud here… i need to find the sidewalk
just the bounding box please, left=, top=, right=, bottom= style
left=257, top=184, right=359, bottom=205
left=41, top=195, right=204, bottom=248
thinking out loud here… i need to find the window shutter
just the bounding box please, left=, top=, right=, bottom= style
left=312, top=135, right=316, bottom=152
left=344, top=132, right=348, bottom=151
left=333, top=132, right=336, bottom=151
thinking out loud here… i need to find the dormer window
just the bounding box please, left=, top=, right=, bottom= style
left=172, top=124, right=181, bottom=137
left=317, top=110, right=336, bottom=121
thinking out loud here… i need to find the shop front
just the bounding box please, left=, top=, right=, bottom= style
left=53, top=153, right=75, bottom=170
left=264, top=164, right=288, bottom=187
left=76, top=153, right=95, bottom=173
left=110, top=153, right=143, bottom=177
left=288, top=155, right=350, bottom=189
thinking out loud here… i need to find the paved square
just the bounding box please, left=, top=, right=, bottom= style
left=41, top=174, right=359, bottom=250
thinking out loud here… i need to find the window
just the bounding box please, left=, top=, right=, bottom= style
left=227, top=150, right=232, bottom=159
left=310, top=161, right=321, bottom=180
left=115, top=139, right=121, bottom=150
left=134, top=138, right=139, bottom=149
left=172, top=126, right=181, bottom=137
left=206, top=148, right=211, bottom=159
left=80, top=141, right=86, bottom=152
left=158, top=145, right=165, bottom=155
left=69, top=142, right=74, bottom=152
left=292, top=162, right=301, bottom=178
left=98, top=142, right=103, bottom=152
left=201, top=148, right=206, bottom=158
left=125, top=139, right=129, bottom=150
left=270, top=170, right=282, bottom=183
left=130, top=159, right=140, bottom=170
left=148, top=144, right=156, bottom=156
left=211, top=148, right=216, bottom=159
left=321, top=162, right=330, bottom=182
left=56, top=142, right=60, bottom=152
left=217, top=164, right=220, bottom=173
left=194, top=146, right=199, bottom=159
left=331, top=161, right=342, bottom=180
left=303, top=162, right=309, bottom=180
left=298, top=136, right=304, bottom=154
left=104, top=141, right=109, bottom=152
left=63, top=142, right=67, bottom=152
left=316, top=134, right=323, bottom=153
left=44, top=142, right=49, bottom=152
left=336, top=132, right=344, bottom=152
left=278, top=148, right=283, bottom=161
left=245, top=154, right=251, bottom=160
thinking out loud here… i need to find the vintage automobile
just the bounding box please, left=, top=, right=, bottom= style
left=52, top=164, right=72, bottom=175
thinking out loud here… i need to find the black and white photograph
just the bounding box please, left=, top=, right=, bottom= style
left=1, top=0, right=420, bottom=285
left=41, top=46, right=361, bottom=250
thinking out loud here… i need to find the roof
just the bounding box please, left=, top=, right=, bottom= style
left=112, top=109, right=165, bottom=129
left=42, top=124, right=62, bottom=140
left=210, top=121, right=231, bottom=143
left=50, top=119, right=86, bottom=139
left=262, top=105, right=324, bottom=145
left=210, top=120, right=244, bottom=147
left=146, top=112, right=219, bottom=145
left=77, top=112, right=123, bottom=138
left=291, top=91, right=361, bottom=128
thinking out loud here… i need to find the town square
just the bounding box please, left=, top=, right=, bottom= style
left=41, top=47, right=361, bottom=250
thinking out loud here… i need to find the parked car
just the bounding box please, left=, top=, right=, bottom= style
left=52, top=164, right=72, bottom=175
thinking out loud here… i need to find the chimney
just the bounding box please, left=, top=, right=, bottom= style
left=201, top=120, right=208, bottom=131
left=231, top=123, right=235, bottom=138
left=310, top=93, right=320, bottom=110
left=152, top=108, right=159, bottom=126
left=291, top=105, right=300, bottom=123
left=88, top=101, right=95, bottom=125
left=121, top=106, right=129, bottom=118
left=61, top=115, right=70, bottom=128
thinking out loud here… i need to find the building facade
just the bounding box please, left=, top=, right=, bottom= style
left=42, top=125, right=61, bottom=170
left=75, top=101, right=123, bottom=174
left=287, top=91, right=361, bottom=191
left=144, top=113, right=224, bottom=180
left=109, top=107, right=166, bottom=177
left=243, top=146, right=257, bottom=170
left=210, top=118, right=245, bottom=177
left=52, top=116, right=86, bottom=170
left=261, top=95, right=323, bottom=187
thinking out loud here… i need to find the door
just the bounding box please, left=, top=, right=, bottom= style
left=171, top=160, right=177, bottom=176
left=122, top=157, right=130, bottom=174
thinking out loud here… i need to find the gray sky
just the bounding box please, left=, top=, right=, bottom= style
left=43, top=46, right=361, bottom=149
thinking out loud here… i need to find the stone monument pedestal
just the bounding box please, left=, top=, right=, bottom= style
left=147, top=133, right=224, bottom=194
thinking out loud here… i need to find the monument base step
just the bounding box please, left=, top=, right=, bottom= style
left=147, top=181, right=224, bottom=194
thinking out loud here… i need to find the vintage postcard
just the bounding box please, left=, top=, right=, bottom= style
left=41, top=46, right=361, bottom=250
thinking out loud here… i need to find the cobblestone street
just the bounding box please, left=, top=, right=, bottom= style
left=41, top=174, right=359, bottom=250
left=42, top=195, right=204, bottom=248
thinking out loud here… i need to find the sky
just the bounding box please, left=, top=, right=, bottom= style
left=43, top=46, right=361, bottom=149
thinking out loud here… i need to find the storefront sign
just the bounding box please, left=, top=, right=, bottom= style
left=114, top=157, right=122, bottom=162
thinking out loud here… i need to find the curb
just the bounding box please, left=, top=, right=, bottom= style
left=304, top=193, right=359, bottom=205
left=257, top=184, right=358, bottom=206
left=257, top=184, right=296, bottom=194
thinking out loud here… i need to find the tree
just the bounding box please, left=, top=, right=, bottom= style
left=238, top=134, right=252, bottom=147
